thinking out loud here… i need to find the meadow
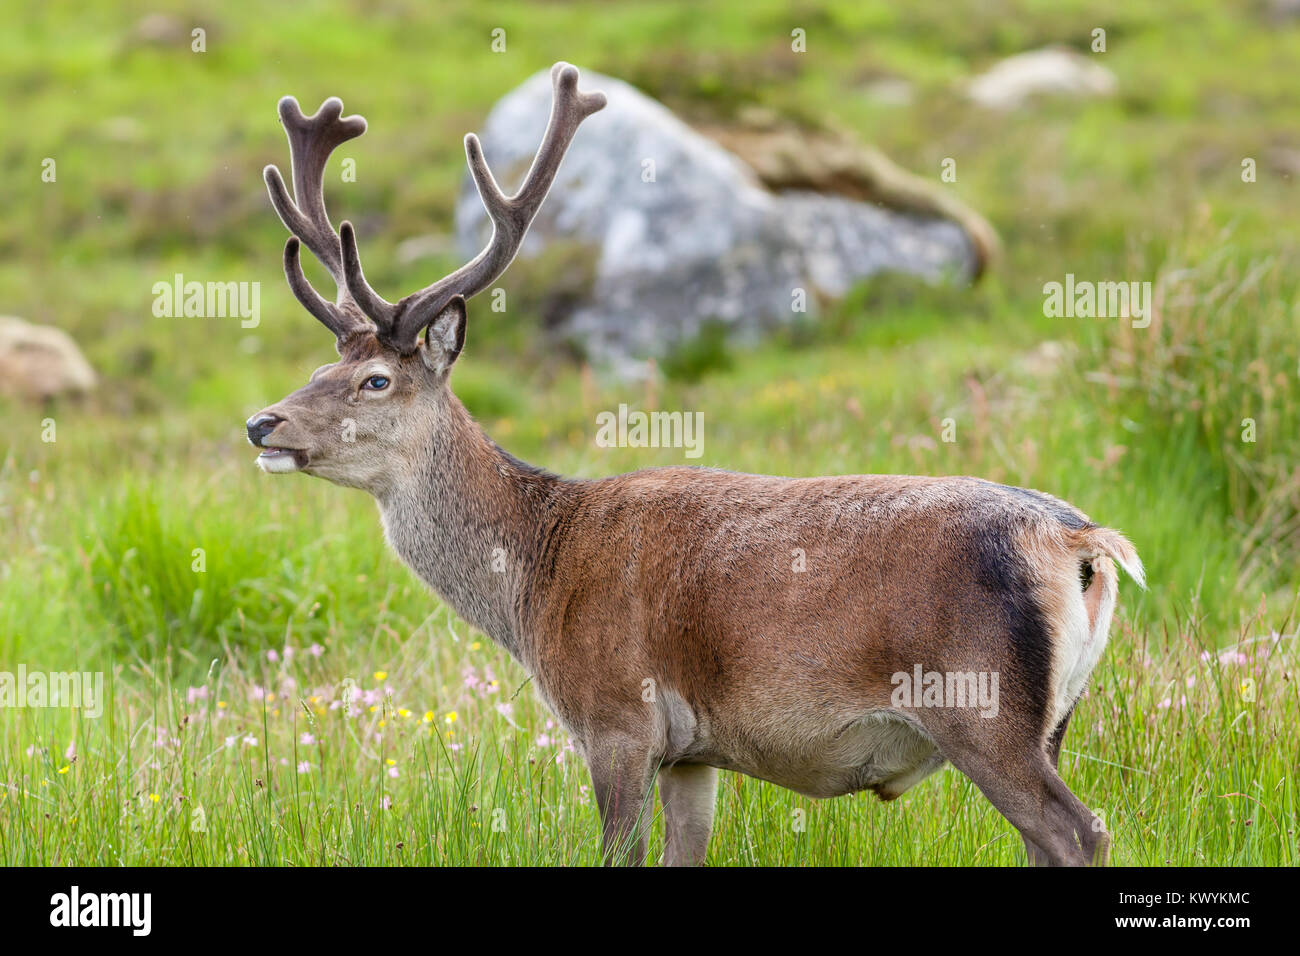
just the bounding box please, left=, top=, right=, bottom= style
left=1, top=0, right=1297, bottom=865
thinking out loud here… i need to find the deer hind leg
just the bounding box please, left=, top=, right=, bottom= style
left=1046, top=702, right=1074, bottom=770
left=942, top=742, right=1104, bottom=867
left=585, top=735, right=660, bottom=866
left=1017, top=702, right=1077, bottom=865
left=658, top=763, right=718, bottom=866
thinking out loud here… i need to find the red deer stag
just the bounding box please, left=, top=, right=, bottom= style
left=246, top=62, right=1144, bottom=866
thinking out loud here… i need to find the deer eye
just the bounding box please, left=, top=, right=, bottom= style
left=363, top=374, right=390, bottom=391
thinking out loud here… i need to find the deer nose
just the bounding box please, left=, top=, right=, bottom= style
left=246, top=412, right=285, bottom=447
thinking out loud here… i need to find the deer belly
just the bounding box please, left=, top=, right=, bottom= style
left=719, top=709, right=939, bottom=799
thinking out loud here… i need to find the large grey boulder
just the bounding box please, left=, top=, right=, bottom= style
left=456, top=69, right=979, bottom=373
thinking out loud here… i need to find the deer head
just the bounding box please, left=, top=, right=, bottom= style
left=245, top=63, right=605, bottom=491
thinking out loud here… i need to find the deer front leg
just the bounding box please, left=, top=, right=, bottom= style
left=586, top=736, right=659, bottom=866
left=658, top=763, right=717, bottom=866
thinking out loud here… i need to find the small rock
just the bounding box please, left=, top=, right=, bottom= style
left=967, top=47, right=1117, bottom=111
left=0, top=317, right=97, bottom=402
left=1265, top=146, right=1300, bottom=179
left=131, top=13, right=187, bottom=46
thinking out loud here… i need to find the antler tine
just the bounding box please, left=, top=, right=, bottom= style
left=283, top=237, right=356, bottom=340
left=374, top=62, right=606, bottom=353
left=264, top=95, right=381, bottom=341
left=340, top=221, right=398, bottom=324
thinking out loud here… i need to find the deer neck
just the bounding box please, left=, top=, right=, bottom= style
left=374, top=389, right=562, bottom=659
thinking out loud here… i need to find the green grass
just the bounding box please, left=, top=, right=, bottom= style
left=1, top=0, right=1298, bottom=865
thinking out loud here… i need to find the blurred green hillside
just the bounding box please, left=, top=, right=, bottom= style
left=0, top=0, right=1297, bottom=866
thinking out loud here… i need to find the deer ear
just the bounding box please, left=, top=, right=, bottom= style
left=420, top=296, right=467, bottom=373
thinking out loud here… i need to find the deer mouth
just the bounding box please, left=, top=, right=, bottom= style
left=256, top=446, right=308, bottom=474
